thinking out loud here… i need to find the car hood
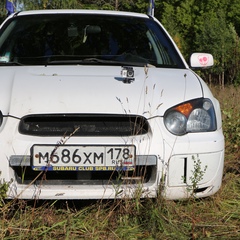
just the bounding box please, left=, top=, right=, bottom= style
left=0, top=65, right=203, bottom=118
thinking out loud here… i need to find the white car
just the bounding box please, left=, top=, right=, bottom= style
left=0, top=10, right=224, bottom=200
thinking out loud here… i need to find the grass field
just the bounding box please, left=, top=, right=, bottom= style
left=0, top=86, right=239, bottom=240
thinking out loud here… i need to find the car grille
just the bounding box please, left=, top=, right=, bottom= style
left=10, top=155, right=157, bottom=185
left=19, top=114, right=149, bottom=137
left=12, top=166, right=156, bottom=185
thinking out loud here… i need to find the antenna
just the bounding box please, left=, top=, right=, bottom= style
left=147, top=0, right=155, bottom=17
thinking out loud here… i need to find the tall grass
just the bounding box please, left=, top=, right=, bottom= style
left=0, top=86, right=239, bottom=239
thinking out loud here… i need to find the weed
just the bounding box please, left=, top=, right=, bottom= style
left=184, top=155, right=208, bottom=198
left=0, top=173, right=11, bottom=207
left=0, top=86, right=239, bottom=239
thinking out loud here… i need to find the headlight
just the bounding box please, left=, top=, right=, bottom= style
left=164, top=98, right=217, bottom=135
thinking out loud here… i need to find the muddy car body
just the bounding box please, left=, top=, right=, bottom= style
left=0, top=10, right=224, bottom=199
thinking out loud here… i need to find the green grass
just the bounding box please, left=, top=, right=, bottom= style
left=0, top=85, right=239, bottom=239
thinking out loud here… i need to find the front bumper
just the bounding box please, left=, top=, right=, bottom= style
left=0, top=117, right=224, bottom=200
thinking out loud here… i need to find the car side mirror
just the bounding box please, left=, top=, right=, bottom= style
left=83, top=25, right=101, bottom=43
left=190, top=53, right=214, bottom=69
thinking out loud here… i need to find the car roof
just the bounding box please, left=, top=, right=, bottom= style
left=14, top=9, right=150, bottom=19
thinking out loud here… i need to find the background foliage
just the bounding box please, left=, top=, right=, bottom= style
left=0, top=1, right=239, bottom=238
left=1, top=0, right=240, bottom=85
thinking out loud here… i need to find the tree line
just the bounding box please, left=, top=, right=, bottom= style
left=1, top=0, right=240, bottom=86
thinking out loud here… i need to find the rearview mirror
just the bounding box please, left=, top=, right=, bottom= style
left=83, top=25, right=101, bottom=43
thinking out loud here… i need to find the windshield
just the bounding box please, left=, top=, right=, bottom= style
left=0, top=14, right=185, bottom=68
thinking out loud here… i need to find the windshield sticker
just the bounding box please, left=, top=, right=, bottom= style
left=0, top=52, right=10, bottom=62
left=0, top=56, right=9, bottom=62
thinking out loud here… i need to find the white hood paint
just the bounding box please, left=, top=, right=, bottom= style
left=0, top=65, right=203, bottom=118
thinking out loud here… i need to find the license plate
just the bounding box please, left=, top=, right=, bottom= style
left=31, top=145, right=135, bottom=171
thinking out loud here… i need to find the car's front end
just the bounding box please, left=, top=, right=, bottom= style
left=0, top=10, right=224, bottom=200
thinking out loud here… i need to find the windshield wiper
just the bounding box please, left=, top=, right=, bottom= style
left=0, top=61, right=23, bottom=66
left=46, top=57, right=106, bottom=65
left=46, top=56, right=153, bottom=67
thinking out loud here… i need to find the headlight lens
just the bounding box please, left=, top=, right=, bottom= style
left=164, top=111, right=187, bottom=135
left=164, top=98, right=216, bottom=135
